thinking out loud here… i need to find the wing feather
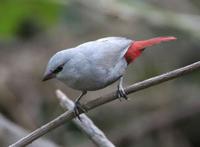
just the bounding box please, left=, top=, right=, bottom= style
left=76, top=37, right=132, bottom=68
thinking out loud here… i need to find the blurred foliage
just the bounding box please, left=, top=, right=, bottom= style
left=0, top=0, right=61, bottom=39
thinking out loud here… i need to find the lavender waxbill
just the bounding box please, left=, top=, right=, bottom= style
left=43, top=36, right=176, bottom=117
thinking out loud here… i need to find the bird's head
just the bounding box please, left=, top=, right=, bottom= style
left=42, top=50, right=70, bottom=81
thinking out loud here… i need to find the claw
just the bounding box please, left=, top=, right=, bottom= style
left=73, top=101, right=87, bottom=120
left=117, top=76, right=128, bottom=100
left=73, top=91, right=87, bottom=120
left=117, top=85, right=128, bottom=100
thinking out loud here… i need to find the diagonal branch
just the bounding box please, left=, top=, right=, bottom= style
left=0, top=114, right=60, bottom=147
left=56, top=90, right=115, bottom=147
left=9, top=61, right=200, bottom=147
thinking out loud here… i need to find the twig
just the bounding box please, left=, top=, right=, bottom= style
left=56, top=90, right=115, bottom=147
left=9, top=61, right=200, bottom=147
left=0, top=114, right=60, bottom=147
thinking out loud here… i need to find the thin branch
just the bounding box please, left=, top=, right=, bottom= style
left=56, top=90, right=115, bottom=147
left=9, top=61, right=200, bottom=147
left=0, top=114, right=60, bottom=147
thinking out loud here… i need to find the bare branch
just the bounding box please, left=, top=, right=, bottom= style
left=9, top=61, right=200, bottom=147
left=56, top=90, right=115, bottom=147
left=0, top=114, right=60, bottom=147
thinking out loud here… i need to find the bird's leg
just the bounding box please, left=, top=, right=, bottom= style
left=74, top=90, right=87, bottom=119
left=117, top=76, right=128, bottom=100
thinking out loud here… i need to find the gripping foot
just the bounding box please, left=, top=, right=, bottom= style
left=74, top=101, right=87, bottom=120
left=117, top=76, right=128, bottom=100
left=73, top=90, right=87, bottom=120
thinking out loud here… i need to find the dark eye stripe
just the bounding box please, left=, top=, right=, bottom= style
left=53, top=66, right=63, bottom=74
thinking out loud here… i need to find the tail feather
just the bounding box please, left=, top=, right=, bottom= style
left=134, top=36, right=176, bottom=50
left=125, top=36, right=176, bottom=64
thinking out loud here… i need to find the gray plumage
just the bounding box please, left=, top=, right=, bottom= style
left=43, top=37, right=132, bottom=91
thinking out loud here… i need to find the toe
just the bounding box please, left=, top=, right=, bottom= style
left=117, top=87, right=128, bottom=100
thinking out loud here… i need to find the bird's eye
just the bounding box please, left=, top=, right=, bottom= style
left=53, top=66, right=63, bottom=74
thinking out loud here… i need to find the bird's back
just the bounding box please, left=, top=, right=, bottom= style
left=76, top=37, right=132, bottom=68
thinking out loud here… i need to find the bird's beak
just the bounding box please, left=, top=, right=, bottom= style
left=42, top=72, right=56, bottom=81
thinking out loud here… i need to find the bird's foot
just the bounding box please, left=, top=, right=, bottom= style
left=117, top=85, right=128, bottom=100
left=74, top=101, right=87, bottom=120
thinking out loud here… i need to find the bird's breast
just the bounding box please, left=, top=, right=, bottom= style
left=57, top=56, right=127, bottom=91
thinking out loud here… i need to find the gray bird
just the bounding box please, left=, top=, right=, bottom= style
left=43, top=36, right=176, bottom=116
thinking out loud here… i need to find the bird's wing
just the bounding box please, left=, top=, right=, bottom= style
left=75, top=37, right=132, bottom=68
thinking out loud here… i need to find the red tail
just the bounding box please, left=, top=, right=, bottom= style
left=124, top=36, right=176, bottom=64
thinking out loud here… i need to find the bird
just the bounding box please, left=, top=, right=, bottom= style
left=43, top=36, right=176, bottom=117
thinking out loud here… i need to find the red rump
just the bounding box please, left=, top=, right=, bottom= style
left=124, top=36, right=176, bottom=64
